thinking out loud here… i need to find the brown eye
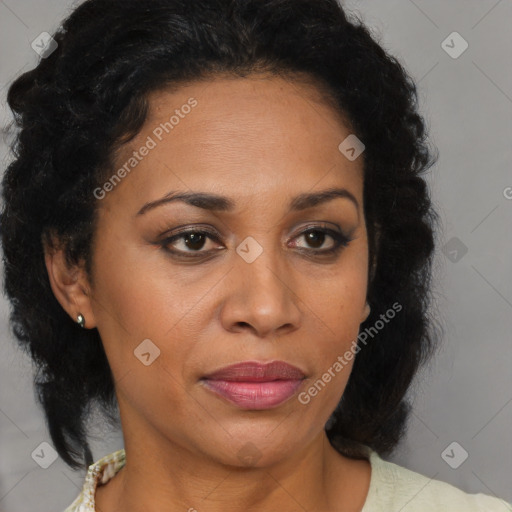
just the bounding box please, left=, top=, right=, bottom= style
left=161, top=229, right=223, bottom=256
left=292, top=228, right=351, bottom=253
left=303, top=230, right=328, bottom=249
left=181, top=232, right=207, bottom=251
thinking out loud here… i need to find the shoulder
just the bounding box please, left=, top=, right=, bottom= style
left=61, top=449, right=126, bottom=512
left=363, top=450, right=512, bottom=512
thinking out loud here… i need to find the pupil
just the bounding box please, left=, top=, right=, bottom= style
left=185, top=233, right=206, bottom=250
left=306, top=230, right=325, bottom=248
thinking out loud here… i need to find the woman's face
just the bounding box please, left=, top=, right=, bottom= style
left=87, top=74, right=369, bottom=466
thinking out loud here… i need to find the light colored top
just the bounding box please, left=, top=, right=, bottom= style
left=63, top=447, right=512, bottom=511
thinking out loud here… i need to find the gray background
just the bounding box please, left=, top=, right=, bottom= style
left=0, top=0, right=511, bottom=511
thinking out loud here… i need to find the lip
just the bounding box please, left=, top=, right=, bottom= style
left=202, top=360, right=306, bottom=381
left=200, top=361, right=306, bottom=410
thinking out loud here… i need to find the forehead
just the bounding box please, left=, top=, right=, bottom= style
left=146, top=72, right=349, bottom=132
left=107, top=74, right=364, bottom=209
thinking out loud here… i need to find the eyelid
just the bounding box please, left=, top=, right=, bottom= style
left=157, top=224, right=222, bottom=242
left=289, top=221, right=345, bottom=237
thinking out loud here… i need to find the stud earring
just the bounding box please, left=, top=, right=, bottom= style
left=76, top=313, right=85, bottom=328
left=363, top=303, right=371, bottom=321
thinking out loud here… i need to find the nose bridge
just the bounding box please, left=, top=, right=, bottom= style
left=243, top=248, right=286, bottom=301
left=239, top=239, right=291, bottom=308
left=220, top=236, right=301, bottom=336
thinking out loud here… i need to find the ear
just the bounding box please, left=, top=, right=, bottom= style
left=43, top=236, right=97, bottom=329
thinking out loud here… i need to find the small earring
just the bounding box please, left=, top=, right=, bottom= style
left=363, top=303, right=371, bottom=320
left=76, top=313, right=85, bottom=328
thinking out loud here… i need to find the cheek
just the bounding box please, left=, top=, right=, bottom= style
left=297, top=294, right=362, bottom=420
left=91, top=234, right=175, bottom=334
left=296, top=309, right=359, bottom=427
left=90, top=239, right=205, bottom=393
left=308, top=256, right=368, bottom=337
left=298, top=247, right=368, bottom=404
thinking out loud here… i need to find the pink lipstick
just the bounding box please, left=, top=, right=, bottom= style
left=200, top=361, right=305, bottom=410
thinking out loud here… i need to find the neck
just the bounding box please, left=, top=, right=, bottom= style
left=96, top=428, right=370, bottom=512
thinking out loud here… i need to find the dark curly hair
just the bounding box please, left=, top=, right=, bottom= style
left=0, top=0, right=440, bottom=470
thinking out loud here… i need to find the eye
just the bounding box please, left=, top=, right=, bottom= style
left=161, top=229, right=223, bottom=256
left=158, top=224, right=353, bottom=260
left=290, top=227, right=352, bottom=255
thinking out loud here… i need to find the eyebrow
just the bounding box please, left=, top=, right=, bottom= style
left=136, top=187, right=359, bottom=216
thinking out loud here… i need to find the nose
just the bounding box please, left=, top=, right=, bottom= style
left=219, top=248, right=302, bottom=338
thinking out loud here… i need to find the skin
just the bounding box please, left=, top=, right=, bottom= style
left=45, top=74, right=372, bottom=512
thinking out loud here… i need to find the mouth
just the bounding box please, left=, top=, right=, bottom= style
left=200, top=360, right=306, bottom=410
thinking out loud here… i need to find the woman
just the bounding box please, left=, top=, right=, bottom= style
left=1, top=0, right=510, bottom=511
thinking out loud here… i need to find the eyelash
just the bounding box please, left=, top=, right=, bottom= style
left=158, top=225, right=353, bottom=260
